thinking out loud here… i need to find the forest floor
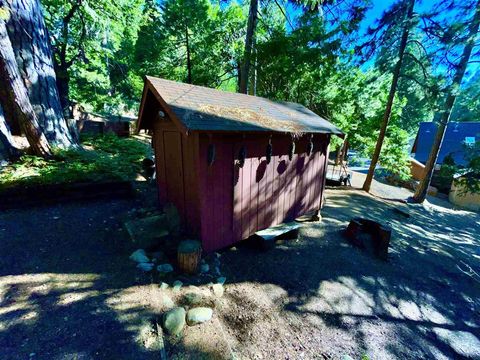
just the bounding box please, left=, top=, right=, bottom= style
left=0, top=180, right=479, bottom=359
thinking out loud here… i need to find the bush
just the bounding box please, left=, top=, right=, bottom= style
left=0, top=134, right=150, bottom=189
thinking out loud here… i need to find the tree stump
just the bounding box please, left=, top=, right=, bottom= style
left=177, top=240, right=202, bottom=274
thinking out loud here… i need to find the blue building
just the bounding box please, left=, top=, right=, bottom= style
left=412, top=122, right=480, bottom=166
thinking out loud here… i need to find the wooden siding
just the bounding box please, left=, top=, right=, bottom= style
left=198, top=133, right=328, bottom=252
left=153, top=121, right=201, bottom=235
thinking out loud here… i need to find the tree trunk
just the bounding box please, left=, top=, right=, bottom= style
left=0, top=19, right=52, bottom=158
left=4, top=0, right=76, bottom=148
left=0, top=104, right=20, bottom=160
left=54, top=61, right=72, bottom=119
left=362, top=0, right=415, bottom=192
left=240, top=0, right=258, bottom=94
left=412, top=0, right=480, bottom=203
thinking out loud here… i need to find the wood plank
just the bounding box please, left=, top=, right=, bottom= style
left=222, top=141, right=234, bottom=246
left=163, top=131, right=185, bottom=220
left=232, top=140, right=243, bottom=243
left=181, top=133, right=200, bottom=234
left=153, top=126, right=167, bottom=204
left=241, top=144, right=252, bottom=240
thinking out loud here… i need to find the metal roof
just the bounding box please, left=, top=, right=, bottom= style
left=138, top=76, right=344, bottom=136
left=412, top=121, right=480, bottom=165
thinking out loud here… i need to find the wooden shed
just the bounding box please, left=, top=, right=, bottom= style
left=137, top=76, right=343, bottom=252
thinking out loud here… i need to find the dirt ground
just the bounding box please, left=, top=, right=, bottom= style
left=0, top=180, right=479, bottom=359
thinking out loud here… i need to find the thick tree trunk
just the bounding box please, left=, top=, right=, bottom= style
left=412, top=0, right=480, bottom=203
left=362, top=0, right=415, bottom=192
left=0, top=104, right=20, bottom=161
left=4, top=0, right=76, bottom=148
left=0, top=19, right=52, bottom=158
left=240, top=0, right=258, bottom=94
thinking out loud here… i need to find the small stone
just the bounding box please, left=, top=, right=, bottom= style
left=212, top=283, right=224, bottom=297
left=160, top=282, right=169, bottom=290
left=200, top=264, right=210, bottom=273
left=216, top=277, right=226, bottom=285
left=173, top=280, right=183, bottom=291
left=157, top=263, right=174, bottom=273
left=163, top=307, right=186, bottom=335
left=161, top=294, right=175, bottom=308
left=130, top=249, right=149, bottom=263
left=186, top=307, right=213, bottom=326
left=137, top=262, right=154, bottom=272
left=214, top=252, right=221, bottom=258
left=184, top=292, right=203, bottom=306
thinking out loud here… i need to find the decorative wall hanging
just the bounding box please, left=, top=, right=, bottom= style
left=238, top=146, right=247, bottom=168
left=266, top=136, right=273, bottom=164
left=307, top=134, right=314, bottom=156
left=288, top=140, right=295, bottom=161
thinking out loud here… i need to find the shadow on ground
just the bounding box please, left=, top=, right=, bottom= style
left=1, top=186, right=479, bottom=359
left=0, top=184, right=224, bottom=360
left=219, top=189, right=480, bottom=359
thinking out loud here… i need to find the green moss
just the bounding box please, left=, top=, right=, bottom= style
left=0, top=133, right=150, bottom=190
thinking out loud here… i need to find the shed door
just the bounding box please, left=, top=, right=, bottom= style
left=163, top=131, right=185, bottom=219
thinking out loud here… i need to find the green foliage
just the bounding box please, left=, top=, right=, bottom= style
left=0, top=134, right=149, bottom=189
left=38, top=0, right=479, bottom=181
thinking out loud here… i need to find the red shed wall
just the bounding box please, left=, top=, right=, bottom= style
left=153, top=121, right=200, bottom=235
left=197, top=133, right=329, bottom=252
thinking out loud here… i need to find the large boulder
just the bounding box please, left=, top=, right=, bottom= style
left=163, top=307, right=186, bottom=335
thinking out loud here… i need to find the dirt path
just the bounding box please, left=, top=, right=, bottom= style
left=0, top=186, right=479, bottom=359
left=217, top=189, right=480, bottom=359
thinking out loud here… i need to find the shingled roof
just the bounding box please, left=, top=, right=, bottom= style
left=137, top=76, right=344, bottom=136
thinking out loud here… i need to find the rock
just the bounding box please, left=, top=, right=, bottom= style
left=157, top=263, right=174, bottom=273
left=216, top=277, right=226, bottom=285
left=137, top=262, right=154, bottom=271
left=163, top=307, right=186, bottom=335
left=186, top=307, right=213, bottom=326
left=124, top=216, right=169, bottom=249
left=184, top=292, right=203, bottom=306
left=130, top=249, right=150, bottom=263
left=182, top=292, right=215, bottom=308
left=212, top=283, right=224, bottom=297
left=214, top=252, right=221, bottom=258
left=173, top=280, right=183, bottom=291
left=161, top=294, right=175, bottom=308
left=200, top=264, right=210, bottom=273
left=160, top=282, right=169, bottom=290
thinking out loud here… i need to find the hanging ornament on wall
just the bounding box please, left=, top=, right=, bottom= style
left=288, top=139, right=295, bottom=161
left=266, top=136, right=273, bottom=164
left=207, top=143, right=216, bottom=166
left=238, top=145, right=247, bottom=168
left=307, top=134, right=314, bottom=156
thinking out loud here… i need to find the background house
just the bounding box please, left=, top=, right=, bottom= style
left=411, top=121, right=480, bottom=166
